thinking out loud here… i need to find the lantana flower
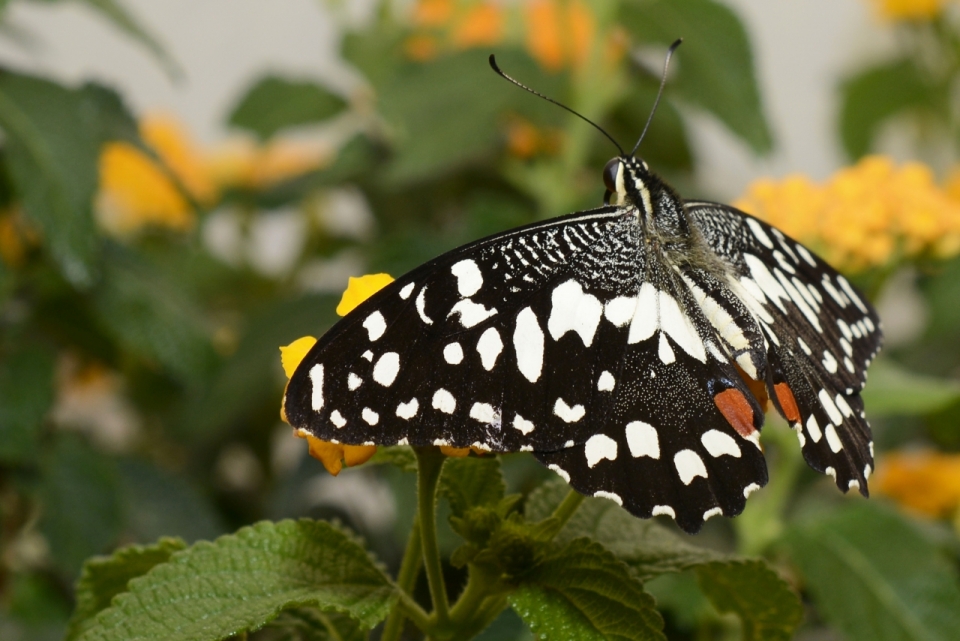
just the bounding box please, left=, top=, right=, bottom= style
left=873, top=450, right=960, bottom=519
left=735, top=155, right=960, bottom=273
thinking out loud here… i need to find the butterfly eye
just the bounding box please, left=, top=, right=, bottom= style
left=602, top=158, right=621, bottom=194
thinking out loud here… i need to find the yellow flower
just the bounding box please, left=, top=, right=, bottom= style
left=735, top=156, right=960, bottom=273
left=413, top=0, right=454, bottom=27
left=96, top=113, right=216, bottom=236
left=867, top=0, right=945, bottom=21
left=336, top=273, right=396, bottom=316
left=207, top=138, right=329, bottom=191
left=0, top=208, right=38, bottom=268
left=874, top=451, right=960, bottom=518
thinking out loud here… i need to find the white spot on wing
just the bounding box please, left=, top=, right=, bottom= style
left=657, top=289, right=706, bottom=362
left=449, top=299, right=497, bottom=328
left=825, top=424, right=843, bottom=453
left=396, top=398, right=419, bottom=419
left=628, top=282, right=659, bottom=343
left=597, top=371, right=615, bottom=391
left=554, top=398, right=585, bottom=423
left=604, top=295, right=637, bottom=327
left=469, top=402, right=497, bottom=424
left=584, top=434, right=618, bottom=468
left=797, top=244, right=817, bottom=266
left=818, top=389, right=843, bottom=425
left=548, top=280, right=603, bottom=347
left=399, top=282, right=415, bottom=299
left=309, top=364, right=324, bottom=411
left=835, top=394, right=853, bottom=417
left=701, top=430, right=742, bottom=458
left=822, top=350, right=838, bottom=373
left=362, top=350, right=373, bottom=361
left=416, top=288, right=434, bottom=324
left=362, top=408, right=379, bottom=425
left=451, top=259, right=483, bottom=297
left=373, top=352, right=400, bottom=387
left=674, top=449, right=708, bottom=485
left=594, top=491, right=623, bottom=506
left=444, top=342, right=463, bottom=365
left=347, top=373, right=362, bottom=391
left=432, top=389, right=456, bottom=414
left=658, top=332, right=676, bottom=364
left=652, top=505, right=675, bottom=518
left=746, top=218, right=774, bottom=248
left=476, top=327, right=503, bottom=371
left=744, top=483, right=761, bottom=498
left=838, top=275, right=869, bottom=313
left=330, top=410, right=346, bottom=428
left=512, top=414, right=535, bottom=435
left=514, top=307, right=544, bottom=383
left=363, top=312, right=387, bottom=341
left=797, top=337, right=812, bottom=355
left=625, top=420, right=660, bottom=459
left=703, top=507, right=723, bottom=521
left=548, top=464, right=570, bottom=483
left=806, top=415, right=822, bottom=443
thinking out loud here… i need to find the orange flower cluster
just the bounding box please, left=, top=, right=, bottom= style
left=735, top=156, right=960, bottom=273
left=867, top=0, right=949, bottom=21
left=405, top=0, right=602, bottom=72
left=97, top=113, right=327, bottom=237
left=874, top=450, right=960, bottom=518
left=280, top=274, right=488, bottom=475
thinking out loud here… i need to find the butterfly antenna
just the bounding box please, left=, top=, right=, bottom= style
left=489, top=54, right=624, bottom=156
left=629, top=38, right=683, bottom=157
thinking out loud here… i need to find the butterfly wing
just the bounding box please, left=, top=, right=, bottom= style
left=284, top=205, right=769, bottom=533
left=686, top=201, right=882, bottom=494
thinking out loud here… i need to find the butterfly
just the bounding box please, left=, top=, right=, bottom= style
left=283, top=43, right=882, bottom=534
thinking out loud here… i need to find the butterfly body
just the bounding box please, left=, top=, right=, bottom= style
left=284, top=151, right=881, bottom=534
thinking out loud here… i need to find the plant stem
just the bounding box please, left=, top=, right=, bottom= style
left=551, top=488, right=586, bottom=532
left=414, top=447, right=451, bottom=628
left=381, top=520, right=424, bottom=641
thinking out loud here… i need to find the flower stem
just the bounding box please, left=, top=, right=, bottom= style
left=381, top=520, right=423, bottom=641
left=414, top=447, right=451, bottom=628
left=551, top=488, right=585, bottom=532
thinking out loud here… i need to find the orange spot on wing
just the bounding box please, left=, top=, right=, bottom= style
left=774, top=382, right=801, bottom=424
left=714, top=388, right=757, bottom=439
left=734, top=362, right=769, bottom=411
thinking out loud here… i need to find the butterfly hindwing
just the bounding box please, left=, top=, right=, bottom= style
left=686, top=202, right=881, bottom=493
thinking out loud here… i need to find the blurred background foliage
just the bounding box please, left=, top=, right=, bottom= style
left=2, top=0, right=960, bottom=639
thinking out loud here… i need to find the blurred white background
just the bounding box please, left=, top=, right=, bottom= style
left=0, top=0, right=895, bottom=199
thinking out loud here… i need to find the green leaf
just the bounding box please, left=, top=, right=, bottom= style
left=839, top=59, right=937, bottom=159
left=440, top=456, right=505, bottom=517
left=0, top=341, right=56, bottom=462
left=92, top=246, right=217, bottom=386
left=525, top=480, right=721, bottom=581
left=695, top=560, right=802, bottom=641
left=264, top=607, right=366, bottom=641
left=67, top=538, right=187, bottom=641
left=508, top=538, right=665, bottom=641
left=0, top=71, right=101, bottom=284
left=41, top=435, right=125, bottom=577
left=786, top=502, right=960, bottom=641
left=78, top=520, right=397, bottom=641
left=860, top=358, right=960, bottom=416
left=368, top=445, right=418, bottom=473
left=621, top=0, right=773, bottom=153
left=378, top=49, right=562, bottom=184
left=228, top=76, right=347, bottom=140
left=76, top=0, right=181, bottom=79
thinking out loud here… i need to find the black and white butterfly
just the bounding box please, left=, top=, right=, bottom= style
left=283, top=45, right=882, bottom=534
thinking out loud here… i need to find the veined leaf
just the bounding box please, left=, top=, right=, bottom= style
left=67, top=538, right=187, bottom=641
left=78, top=520, right=397, bottom=641
left=508, top=538, right=665, bottom=641
left=696, top=561, right=802, bottom=641
left=440, top=456, right=505, bottom=518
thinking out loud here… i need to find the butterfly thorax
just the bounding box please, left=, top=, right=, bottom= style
left=604, top=156, right=731, bottom=283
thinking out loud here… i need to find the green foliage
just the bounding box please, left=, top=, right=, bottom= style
left=786, top=502, right=960, bottom=641
left=0, top=340, right=55, bottom=462
left=861, top=358, right=960, bottom=416
left=229, top=76, right=348, bottom=140
left=77, top=520, right=397, bottom=641
left=621, top=0, right=773, bottom=153
left=67, top=537, right=187, bottom=641
left=508, top=538, right=665, bottom=641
